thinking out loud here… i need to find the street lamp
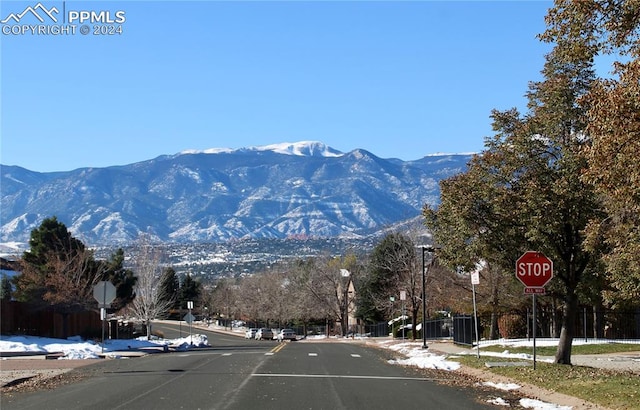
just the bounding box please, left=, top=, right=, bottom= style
left=421, top=246, right=436, bottom=349
left=340, top=269, right=350, bottom=337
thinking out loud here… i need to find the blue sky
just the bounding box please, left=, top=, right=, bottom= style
left=1, top=0, right=554, bottom=172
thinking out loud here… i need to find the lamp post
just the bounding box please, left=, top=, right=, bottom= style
left=421, top=246, right=435, bottom=349
left=340, top=269, right=350, bottom=337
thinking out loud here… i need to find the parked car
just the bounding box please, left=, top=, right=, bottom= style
left=255, top=328, right=274, bottom=340
left=245, top=328, right=258, bottom=339
left=277, top=329, right=297, bottom=342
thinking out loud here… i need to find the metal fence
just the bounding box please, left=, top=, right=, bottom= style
left=362, top=321, right=391, bottom=337
left=361, top=308, right=640, bottom=345
left=478, top=308, right=640, bottom=341
left=452, top=316, right=475, bottom=345
left=454, top=308, right=640, bottom=345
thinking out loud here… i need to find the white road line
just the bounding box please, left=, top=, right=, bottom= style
left=251, top=374, right=441, bottom=381
left=308, top=353, right=318, bottom=357
left=265, top=352, right=275, bottom=356
left=351, top=354, right=361, bottom=358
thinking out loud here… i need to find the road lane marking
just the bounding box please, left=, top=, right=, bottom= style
left=175, top=351, right=267, bottom=357
left=351, top=354, right=361, bottom=358
left=251, top=374, right=444, bottom=381
left=270, top=344, right=287, bottom=354
left=308, top=353, right=318, bottom=357
left=219, top=354, right=271, bottom=409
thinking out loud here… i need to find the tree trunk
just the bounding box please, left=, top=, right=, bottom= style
left=552, top=298, right=562, bottom=338
left=593, top=303, right=604, bottom=339
left=411, top=308, right=419, bottom=341
left=538, top=306, right=549, bottom=337
left=489, top=311, right=499, bottom=340
left=555, top=292, right=578, bottom=364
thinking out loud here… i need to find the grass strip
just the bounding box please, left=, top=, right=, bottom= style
left=479, top=342, right=640, bottom=356
left=456, top=355, right=640, bottom=409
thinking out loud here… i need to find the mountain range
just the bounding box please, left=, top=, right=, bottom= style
left=0, top=141, right=473, bottom=245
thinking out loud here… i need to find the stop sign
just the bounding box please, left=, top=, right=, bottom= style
left=515, top=251, right=553, bottom=288
left=93, top=281, right=116, bottom=306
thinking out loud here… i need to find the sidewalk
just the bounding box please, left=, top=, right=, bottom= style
left=424, top=339, right=640, bottom=374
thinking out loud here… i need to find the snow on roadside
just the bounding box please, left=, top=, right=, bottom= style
left=381, top=340, right=573, bottom=410
left=520, top=398, right=572, bottom=410
left=0, top=334, right=209, bottom=359
left=383, top=341, right=461, bottom=370
left=487, top=397, right=511, bottom=406
left=482, top=381, right=521, bottom=391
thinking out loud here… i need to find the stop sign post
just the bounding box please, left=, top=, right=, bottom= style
left=93, top=281, right=116, bottom=352
left=515, top=251, right=553, bottom=370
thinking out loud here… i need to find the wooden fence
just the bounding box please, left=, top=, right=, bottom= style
left=1, top=300, right=102, bottom=340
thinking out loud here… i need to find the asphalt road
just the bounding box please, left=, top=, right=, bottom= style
left=1, top=324, right=495, bottom=410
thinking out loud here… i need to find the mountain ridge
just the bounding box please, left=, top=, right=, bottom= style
left=0, top=141, right=473, bottom=245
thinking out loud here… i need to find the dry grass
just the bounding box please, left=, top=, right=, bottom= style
left=480, top=342, right=640, bottom=356
left=456, top=355, right=640, bottom=409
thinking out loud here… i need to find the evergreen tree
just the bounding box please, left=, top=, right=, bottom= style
left=14, top=216, right=104, bottom=337
left=360, top=233, right=416, bottom=327
left=179, top=274, right=201, bottom=310
left=15, top=216, right=87, bottom=304
left=100, top=248, right=137, bottom=312
left=21, top=216, right=86, bottom=269
left=0, top=275, right=12, bottom=301
left=159, top=267, right=180, bottom=310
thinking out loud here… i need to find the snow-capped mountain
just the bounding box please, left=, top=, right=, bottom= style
left=180, top=141, right=344, bottom=158
left=0, top=141, right=472, bottom=245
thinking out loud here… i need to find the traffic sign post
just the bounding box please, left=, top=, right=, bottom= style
left=400, top=291, right=406, bottom=340
left=470, top=269, right=480, bottom=358
left=187, top=301, right=194, bottom=345
left=515, top=251, right=553, bottom=370
left=93, top=281, right=116, bottom=353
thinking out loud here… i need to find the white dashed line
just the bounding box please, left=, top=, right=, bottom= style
left=252, top=374, right=438, bottom=381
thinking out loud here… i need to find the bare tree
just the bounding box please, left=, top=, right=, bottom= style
left=211, top=277, right=241, bottom=329
left=127, top=236, right=174, bottom=340
left=221, top=254, right=364, bottom=336
left=287, top=260, right=327, bottom=336
left=365, top=233, right=422, bottom=339
left=295, top=256, right=360, bottom=336
left=42, top=248, right=104, bottom=310
left=310, top=258, right=345, bottom=333
left=260, top=268, right=293, bottom=328
left=18, top=246, right=106, bottom=338
left=14, top=216, right=108, bottom=338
